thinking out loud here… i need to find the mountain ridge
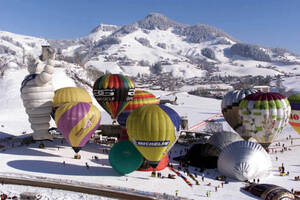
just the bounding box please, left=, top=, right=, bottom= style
left=1, top=13, right=300, bottom=86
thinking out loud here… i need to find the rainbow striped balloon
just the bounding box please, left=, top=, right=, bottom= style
left=55, top=102, right=101, bottom=151
left=117, top=90, right=159, bottom=126
left=93, top=74, right=135, bottom=121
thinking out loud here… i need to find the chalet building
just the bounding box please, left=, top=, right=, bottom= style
left=253, top=85, right=270, bottom=93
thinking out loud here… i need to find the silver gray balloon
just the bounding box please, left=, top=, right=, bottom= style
left=208, top=131, right=244, bottom=155
left=21, top=59, right=55, bottom=140
left=221, top=89, right=257, bottom=140
left=217, top=141, right=272, bottom=181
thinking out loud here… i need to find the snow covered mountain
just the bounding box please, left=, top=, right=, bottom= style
left=1, top=13, right=300, bottom=82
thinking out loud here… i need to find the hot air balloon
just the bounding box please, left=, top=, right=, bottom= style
left=242, top=184, right=296, bottom=200
left=109, top=140, right=143, bottom=175
left=288, top=93, right=300, bottom=135
left=221, top=89, right=257, bottom=140
left=55, top=102, right=101, bottom=158
left=117, top=90, right=159, bottom=126
left=217, top=141, right=272, bottom=181
left=93, top=74, right=135, bottom=124
left=117, top=89, right=159, bottom=166
left=21, top=59, right=55, bottom=141
left=239, top=92, right=291, bottom=148
left=208, top=131, right=244, bottom=155
left=53, top=87, right=92, bottom=111
left=126, top=104, right=181, bottom=168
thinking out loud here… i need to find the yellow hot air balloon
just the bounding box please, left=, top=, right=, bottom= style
left=126, top=104, right=181, bottom=167
left=53, top=87, right=92, bottom=110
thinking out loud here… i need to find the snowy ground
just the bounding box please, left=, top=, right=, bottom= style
left=0, top=69, right=300, bottom=199
left=0, top=125, right=299, bottom=200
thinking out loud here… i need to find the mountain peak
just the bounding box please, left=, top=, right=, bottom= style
left=90, top=24, right=119, bottom=34
left=137, top=13, right=186, bottom=30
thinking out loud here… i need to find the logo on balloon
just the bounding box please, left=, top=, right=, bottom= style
left=290, top=113, right=299, bottom=121
left=135, top=140, right=170, bottom=147
left=127, top=88, right=135, bottom=101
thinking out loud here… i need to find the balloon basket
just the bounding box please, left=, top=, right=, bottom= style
left=138, top=154, right=169, bottom=172
left=74, top=154, right=81, bottom=159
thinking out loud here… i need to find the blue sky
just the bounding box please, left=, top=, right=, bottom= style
left=1, top=0, right=300, bottom=54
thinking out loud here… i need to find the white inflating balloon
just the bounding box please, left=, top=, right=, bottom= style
left=21, top=59, right=55, bottom=140
left=217, top=141, right=272, bottom=181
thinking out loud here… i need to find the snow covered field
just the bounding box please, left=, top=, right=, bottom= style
left=0, top=68, right=300, bottom=200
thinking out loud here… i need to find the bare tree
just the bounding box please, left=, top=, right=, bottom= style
left=0, top=56, right=15, bottom=77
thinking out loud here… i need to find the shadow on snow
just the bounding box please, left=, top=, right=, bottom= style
left=7, top=160, right=120, bottom=176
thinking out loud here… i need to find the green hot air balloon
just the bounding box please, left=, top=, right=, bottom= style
left=109, top=140, right=143, bottom=175
left=239, top=92, right=291, bottom=148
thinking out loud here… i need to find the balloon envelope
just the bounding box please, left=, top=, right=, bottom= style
left=239, top=92, right=291, bottom=147
left=288, top=94, right=300, bottom=135
left=126, top=104, right=181, bottom=166
left=93, top=74, right=135, bottom=121
left=55, top=102, right=101, bottom=151
left=217, top=141, right=272, bottom=181
left=53, top=87, right=92, bottom=109
left=208, top=131, right=244, bottom=155
left=117, top=90, right=159, bottom=126
left=109, top=140, right=143, bottom=174
left=52, top=87, right=92, bottom=119
left=221, top=89, right=257, bottom=139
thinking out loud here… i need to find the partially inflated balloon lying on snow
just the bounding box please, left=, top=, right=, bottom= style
left=126, top=104, right=181, bottom=167
left=288, top=94, right=300, bottom=135
left=109, top=140, right=143, bottom=175
left=55, top=102, right=101, bottom=153
left=217, top=141, right=272, bottom=181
